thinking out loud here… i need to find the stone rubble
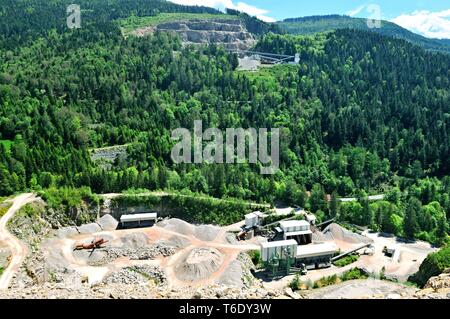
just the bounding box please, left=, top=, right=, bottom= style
left=88, top=244, right=175, bottom=266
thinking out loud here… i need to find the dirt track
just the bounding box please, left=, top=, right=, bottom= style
left=0, top=193, right=36, bottom=290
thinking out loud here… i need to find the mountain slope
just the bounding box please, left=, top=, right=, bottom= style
left=278, top=15, right=450, bottom=53
left=0, top=0, right=280, bottom=50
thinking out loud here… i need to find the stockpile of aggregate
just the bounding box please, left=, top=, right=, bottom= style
left=175, top=247, right=224, bottom=282
left=313, top=223, right=372, bottom=244
left=158, top=219, right=221, bottom=242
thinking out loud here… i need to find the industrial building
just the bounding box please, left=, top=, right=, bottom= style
left=295, top=242, right=338, bottom=269
left=260, top=239, right=339, bottom=274
left=277, top=220, right=313, bottom=245
left=245, top=211, right=266, bottom=228
left=305, top=214, right=317, bottom=225
left=260, top=240, right=298, bottom=263
left=120, top=212, right=157, bottom=228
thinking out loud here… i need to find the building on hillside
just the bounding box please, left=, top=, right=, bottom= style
left=260, top=240, right=339, bottom=273
left=120, top=212, right=157, bottom=229
left=238, top=57, right=260, bottom=71
left=279, top=220, right=313, bottom=245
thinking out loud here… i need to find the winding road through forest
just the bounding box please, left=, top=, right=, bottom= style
left=0, top=193, right=36, bottom=290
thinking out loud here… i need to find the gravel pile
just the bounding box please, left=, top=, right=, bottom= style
left=88, top=244, right=175, bottom=266
left=313, top=223, right=372, bottom=244
left=175, top=247, right=224, bottom=282
left=218, top=260, right=243, bottom=287
left=158, top=219, right=194, bottom=236
left=158, top=219, right=221, bottom=242
left=103, top=269, right=147, bottom=285
left=98, top=214, right=118, bottom=231
left=120, top=233, right=149, bottom=248
left=77, top=223, right=102, bottom=234
left=159, top=235, right=191, bottom=249
left=0, top=281, right=284, bottom=300
left=103, top=266, right=166, bottom=285
left=194, top=225, right=221, bottom=241
left=56, top=227, right=79, bottom=238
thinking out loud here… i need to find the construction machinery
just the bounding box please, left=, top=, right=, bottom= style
left=383, top=246, right=396, bottom=257
left=74, top=238, right=109, bottom=256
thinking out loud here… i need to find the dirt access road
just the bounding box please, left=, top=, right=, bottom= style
left=0, top=193, right=36, bottom=290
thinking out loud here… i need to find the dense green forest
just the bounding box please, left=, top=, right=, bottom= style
left=0, top=1, right=449, bottom=244
left=278, top=15, right=450, bottom=53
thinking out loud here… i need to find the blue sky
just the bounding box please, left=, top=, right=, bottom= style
left=168, top=0, right=450, bottom=38
left=226, top=1, right=449, bottom=21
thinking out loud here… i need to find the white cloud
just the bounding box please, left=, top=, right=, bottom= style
left=347, top=5, right=366, bottom=17
left=391, top=9, right=450, bottom=39
left=167, top=0, right=276, bottom=22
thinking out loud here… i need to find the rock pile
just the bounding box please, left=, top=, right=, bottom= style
left=103, top=266, right=166, bottom=285
left=158, top=219, right=221, bottom=242
left=98, top=214, right=119, bottom=231
left=313, top=223, right=372, bottom=244
left=415, top=268, right=450, bottom=299
left=89, top=244, right=175, bottom=266
left=175, top=248, right=224, bottom=282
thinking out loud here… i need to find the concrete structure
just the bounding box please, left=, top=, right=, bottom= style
left=306, top=214, right=317, bottom=225
left=260, top=240, right=298, bottom=262
left=238, top=57, right=260, bottom=71
left=260, top=240, right=339, bottom=271
left=231, top=49, right=299, bottom=67
left=289, top=53, right=300, bottom=65
left=296, top=242, right=338, bottom=259
left=245, top=211, right=266, bottom=228
left=120, top=212, right=157, bottom=228
left=279, top=220, right=313, bottom=245
left=295, top=242, right=338, bottom=268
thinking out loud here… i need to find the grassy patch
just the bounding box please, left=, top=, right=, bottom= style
left=333, top=254, right=360, bottom=267
left=119, top=13, right=238, bottom=33
left=0, top=267, right=3, bottom=276
left=0, top=139, right=13, bottom=151
left=289, top=274, right=314, bottom=291
left=38, top=186, right=100, bottom=209
left=340, top=268, right=369, bottom=281
left=290, top=268, right=369, bottom=291
left=248, top=250, right=263, bottom=268
left=0, top=201, right=12, bottom=218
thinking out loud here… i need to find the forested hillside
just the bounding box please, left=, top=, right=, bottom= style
left=0, top=1, right=449, bottom=243
left=278, top=15, right=450, bottom=54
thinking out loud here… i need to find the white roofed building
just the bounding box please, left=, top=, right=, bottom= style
left=279, top=220, right=313, bottom=245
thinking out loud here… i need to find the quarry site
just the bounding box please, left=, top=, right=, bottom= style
left=129, top=17, right=257, bottom=50
left=0, top=193, right=446, bottom=300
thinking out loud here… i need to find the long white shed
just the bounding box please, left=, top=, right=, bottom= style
left=296, top=242, right=338, bottom=259
left=279, top=220, right=311, bottom=233
left=120, top=213, right=157, bottom=224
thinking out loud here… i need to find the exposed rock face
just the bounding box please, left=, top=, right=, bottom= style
left=415, top=268, right=450, bottom=299
left=131, top=19, right=257, bottom=50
